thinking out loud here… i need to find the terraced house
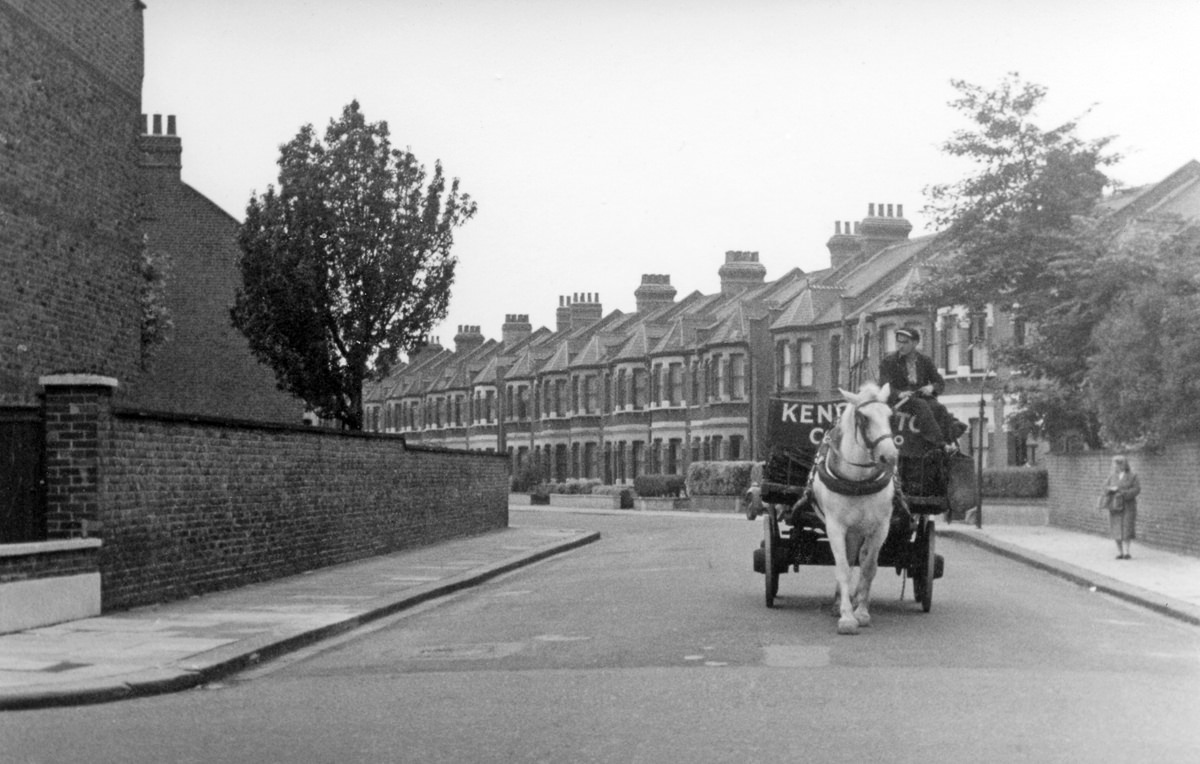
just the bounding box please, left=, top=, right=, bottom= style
left=366, top=203, right=972, bottom=480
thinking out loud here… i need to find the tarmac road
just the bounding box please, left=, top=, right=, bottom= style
left=4, top=509, right=1199, bottom=764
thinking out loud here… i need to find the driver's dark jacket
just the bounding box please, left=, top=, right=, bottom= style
left=878, top=351, right=944, bottom=403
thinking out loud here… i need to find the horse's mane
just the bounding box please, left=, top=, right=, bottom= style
left=852, top=382, right=887, bottom=404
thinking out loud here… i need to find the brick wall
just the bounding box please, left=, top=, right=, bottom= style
left=0, top=1, right=145, bottom=404
left=1045, top=447, right=1200, bottom=557
left=98, top=409, right=509, bottom=610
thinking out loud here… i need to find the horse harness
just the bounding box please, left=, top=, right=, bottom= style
left=814, top=400, right=895, bottom=498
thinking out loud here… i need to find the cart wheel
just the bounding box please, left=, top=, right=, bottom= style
left=764, top=509, right=780, bottom=608
left=913, top=518, right=936, bottom=612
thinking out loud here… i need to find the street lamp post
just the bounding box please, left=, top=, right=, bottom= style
left=976, top=391, right=985, bottom=529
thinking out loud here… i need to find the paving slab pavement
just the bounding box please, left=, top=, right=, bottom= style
left=0, top=525, right=598, bottom=711
left=940, top=522, right=1200, bottom=627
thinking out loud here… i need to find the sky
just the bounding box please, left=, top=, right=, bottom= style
left=142, top=0, right=1200, bottom=353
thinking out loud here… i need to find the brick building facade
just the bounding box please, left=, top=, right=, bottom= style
left=1, top=0, right=146, bottom=404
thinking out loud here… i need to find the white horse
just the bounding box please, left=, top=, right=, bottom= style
left=811, top=383, right=899, bottom=635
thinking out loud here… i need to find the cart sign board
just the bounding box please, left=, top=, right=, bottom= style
left=767, top=399, right=846, bottom=457
left=767, top=397, right=931, bottom=457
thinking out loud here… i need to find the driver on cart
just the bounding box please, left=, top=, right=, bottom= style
left=878, top=327, right=966, bottom=452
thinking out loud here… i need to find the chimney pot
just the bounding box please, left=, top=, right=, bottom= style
left=167, top=115, right=176, bottom=136
left=887, top=203, right=894, bottom=217
left=898, top=204, right=904, bottom=217
left=152, top=114, right=162, bottom=135
left=868, top=203, right=875, bottom=216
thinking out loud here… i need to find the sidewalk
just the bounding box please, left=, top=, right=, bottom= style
left=940, top=522, right=1200, bottom=627
left=3, top=511, right=1198, bottom=711
left=0, top=525, right=599, bottom=711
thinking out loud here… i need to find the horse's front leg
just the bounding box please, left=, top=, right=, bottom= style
left=823, top=523, right=860, bottom=635
left=851, top=536, right=884, bottom=628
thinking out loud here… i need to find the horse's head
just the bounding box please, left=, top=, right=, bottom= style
left=838, top=383, right=899, bottom=467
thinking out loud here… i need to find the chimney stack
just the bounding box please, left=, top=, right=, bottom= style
left=857, top=201, right=912, bottom=257
left=826, top=220, right=861, bottom=270
left=501, top=313, right=532, bottom=348
left=569, top=292, right=603, bottom=329
left=717, top=251, right=766, bottom=296
left=634, top=274, right=677, bottom=313
left=453, top=324, right=485, bottom=354
left=138, top=113, right=182, bottom=175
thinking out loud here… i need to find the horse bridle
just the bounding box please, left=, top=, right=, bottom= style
left=836, top=400, right=895, bottom=469
left=853, top=400, right=895, bottom=451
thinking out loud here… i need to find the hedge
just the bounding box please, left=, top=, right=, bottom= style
left=685, top=461, right=756, bottom=497
left=980, top=468, right=1048, bottom=498
left=540, top=478, right=602, bottom=495
left=633, top=474, right=687, bottom=498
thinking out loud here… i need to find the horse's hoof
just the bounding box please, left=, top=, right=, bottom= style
left=855, top=612, right=872, bottom=628
left=837, top=618, right=860, bottom=635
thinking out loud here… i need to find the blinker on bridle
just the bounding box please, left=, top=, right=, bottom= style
left=852, top=400, right=895, bottom=453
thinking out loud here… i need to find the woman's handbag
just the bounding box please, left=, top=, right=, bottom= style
left=1097, top=490, right=1115, bottom=512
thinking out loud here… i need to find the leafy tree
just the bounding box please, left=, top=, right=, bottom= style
left=232, top=101, right=476, bottom=429
left=918, top=73, right=1118, bottom=315
left=1085, top=225, right=1200, bottom=447
left=912, top=74, right=1120, bottom=447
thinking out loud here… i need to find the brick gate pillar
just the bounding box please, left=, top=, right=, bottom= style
left=39, top=374, right=118, bottom=540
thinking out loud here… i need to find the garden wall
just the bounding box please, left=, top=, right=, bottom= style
left=33, top=375, right=509, bottom=612
left=1044, top=447, right=1200, bottom=557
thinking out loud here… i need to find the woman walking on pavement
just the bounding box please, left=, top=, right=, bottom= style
left=1104, top=455, right=1141, bottom=559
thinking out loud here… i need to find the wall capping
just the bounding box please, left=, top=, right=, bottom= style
left=39, top=374, right=119, bottom=389
left=0, top=538, right=103, bottom=558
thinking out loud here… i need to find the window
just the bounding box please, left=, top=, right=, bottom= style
left=690, top=361, right=700, bottom=404
left=516, top=385, right=529, bottom=420
left=714, top=354, right=726, bottom=399
left=632, top=368, right=647, bottom=409
left=830, top=335, right=841, bottom=389
left=650, top=364, right=661, bottom=405
left=631, top=441, right=643, bottom=479
left=583, top=442, right=596, bottom=478
left=555, top=379, right=566, bottom=416
left=969, top=312, right=989, bottom=372
left=799, top=340, right=813, bottom=387
left=729, top=434, right=743, bottom=460
left=667, top=438, right=681, bottom=475
left=943, top=316, right=961, bottom=372
left=730, top=353, right=746, bottom=399
left=779, top=341, right=793, bottom=389
left=616, top=369, right=627, bottom=409
left=668, top=363, right=683, bottom=405
left=584, top=375, right=598, bottom=413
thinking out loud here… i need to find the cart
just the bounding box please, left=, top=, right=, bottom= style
left=748, top=397, right=969, bottom=612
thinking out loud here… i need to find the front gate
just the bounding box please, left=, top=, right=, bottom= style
left=1, top=407, right=45, bottom=543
